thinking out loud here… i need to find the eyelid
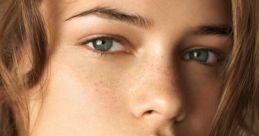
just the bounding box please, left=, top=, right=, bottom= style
left=182, top=47, right=226, bottom=66
left=183, top=47, right=225, bottom=60
left=79, top=34, right=124, bottom=45
left=79, top=34, right=134, bottom=54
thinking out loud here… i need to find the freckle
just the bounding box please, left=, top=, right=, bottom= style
left=160, top=55, right=165, bottom=59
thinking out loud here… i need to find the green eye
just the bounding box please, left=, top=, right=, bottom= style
left=92, top=38, right=113, bottom=52
left=184, top=49, right=220, bottom=65
left=86, top=37, right=125, bottom=53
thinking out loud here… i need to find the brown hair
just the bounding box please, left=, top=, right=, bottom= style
left=0, top=0, right=47, bottom=135
left=209, top=0, right=259, bottom=136
left=0, top=0, right=258, bottom=136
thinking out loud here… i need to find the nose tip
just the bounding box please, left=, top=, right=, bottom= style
left=129, top=52, right=186, bottom=132
left=130, top=92, right=186, bottom=136
left=131, top=93, right=186, bottom=124
left=129, top=67, right=186, bottom=127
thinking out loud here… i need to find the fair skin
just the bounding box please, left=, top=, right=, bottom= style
left=29, top=0, right=232, bottom=136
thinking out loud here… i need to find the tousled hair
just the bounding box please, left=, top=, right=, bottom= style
left=0, top=0, right=258, bottom=136
left=209, top=0, right=259, bottom=135
left=0, top=0, right=47, bottom=135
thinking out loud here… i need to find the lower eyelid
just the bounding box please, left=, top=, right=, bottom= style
left=182, top=49, right=224, bottom=65
left=78, top=33, right=139, bottom=54
left=82, top=40, right=134, bottom=57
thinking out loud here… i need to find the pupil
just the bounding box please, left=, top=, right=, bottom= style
left=193, top=52, right=200, bottom=57
left=93, top=39, right=113, bottom=52
left=191, top=51, right=208, bottom=61
left=96, top=40, right=104, bottom=45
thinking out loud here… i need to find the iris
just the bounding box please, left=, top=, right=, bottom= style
left=188, top=50, right=209, bottom=62
left=92, top=38, right=113, bottom=52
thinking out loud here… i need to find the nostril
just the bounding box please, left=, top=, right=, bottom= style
left=174, top=112, right=186, bottom=124
left=172, top=118, right=180, bottom=125
left=144, top=110, right=155, bottom=115
left=142, top=110, right=159, bottom=119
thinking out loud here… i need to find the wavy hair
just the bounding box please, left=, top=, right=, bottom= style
left=0, top=0, right=258, bottom=136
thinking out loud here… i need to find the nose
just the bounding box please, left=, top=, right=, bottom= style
left=129, top=53, right=186, bottom=130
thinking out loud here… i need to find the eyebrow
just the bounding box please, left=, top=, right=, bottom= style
left=65, top=6, right=232, bottom=36
left=194, top=25, right=233, bottom=36
left=65, top=6, right=152, bottom=28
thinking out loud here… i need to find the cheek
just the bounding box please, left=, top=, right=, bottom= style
left=47, top=52, right=127, bottom=118
left=185, top=88, right=219, bottom=134
left=182, top=95, right=219, bottom=136
left=177, top=66, right=221, bottom=135
left=30, top=49, right=131, bottom=135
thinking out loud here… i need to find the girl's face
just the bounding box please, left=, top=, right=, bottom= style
left=29, top=0, right=232, bottom=136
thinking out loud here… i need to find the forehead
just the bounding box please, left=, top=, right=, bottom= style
left=41, top=0, right=231, bottom=25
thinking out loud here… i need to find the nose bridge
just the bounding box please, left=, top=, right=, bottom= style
left=129, top=52, right=186, bottom=124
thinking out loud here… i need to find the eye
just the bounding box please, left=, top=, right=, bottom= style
left=184, top=49, right=222, bottom=65
left=85, top=37, right=125, bottom=53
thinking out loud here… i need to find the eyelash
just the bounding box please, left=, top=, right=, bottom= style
left=81, top=35, right=225, bottom=65
left=81, top=35, right=127, bottom=56
left=183, top=48, right=225, bottom=66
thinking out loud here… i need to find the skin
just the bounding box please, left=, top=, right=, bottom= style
left=29, top=0, right=232, bottom=136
